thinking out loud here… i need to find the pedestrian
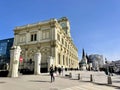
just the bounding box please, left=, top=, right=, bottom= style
left=54, top=66, right=57, bottom=73
left=49, top=65, right=55, bottom=82
left=58, top=67, right=61, bottom=75
left=61, top=66, right=63, bottom=76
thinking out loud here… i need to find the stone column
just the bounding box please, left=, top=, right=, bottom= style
left=14, top=34, right=18, bottom=45
left=37, top=29, right=41, bottom=42
left=34, top=52, right=41, bottom=75
left=55, top=47, right=58, bottom=66
left=60, top=52, right=63, bottom=66
left=39, top=30, right=42, bottom=40
left=25, top=50, right=28, bottom=62
left=8, top=46, right=21, bottom=77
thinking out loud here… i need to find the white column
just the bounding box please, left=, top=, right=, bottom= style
left=60, top=52, right=63, bottom=66
left=55, top=47, right=58, bottom=66
left=8, top=46, right=21, bottom=77
left=51, top=27, right=56, bottom=40
left=39, top=30, right=42, bottom=41
left=25, top=50, right=28, bottom=62
left=34, top=52, right=41, bottom=75
left=54, top=28, right=57, bottom=40
left=14, top=34, right=18, bottom=45
left=37, top=30, right=40, bottom=42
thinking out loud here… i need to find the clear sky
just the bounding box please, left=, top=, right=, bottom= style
left=0, top=0, right=120, bottom=61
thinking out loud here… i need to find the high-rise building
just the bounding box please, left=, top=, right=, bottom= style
left=89, top=54, right=104, bottom=70
left=0, top=38, right=14, bottom=69
left=14, top=17, right=79, bottom=72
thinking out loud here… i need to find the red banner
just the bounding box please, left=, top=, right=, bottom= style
left=19, top=56, right=23, bottom=63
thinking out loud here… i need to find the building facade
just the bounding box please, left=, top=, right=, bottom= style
left=0, top=38, right=14, bottom=69
left=14, top=17, right=79, bottom=72
left=89, top=54, right=104, bottom=70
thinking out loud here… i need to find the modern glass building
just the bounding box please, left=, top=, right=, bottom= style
left=0, top=38, right=14, bottom=69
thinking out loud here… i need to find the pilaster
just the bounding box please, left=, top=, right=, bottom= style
left=14, top=32, right=19, bottom=45
left=26, top=30, right=29, bottom=43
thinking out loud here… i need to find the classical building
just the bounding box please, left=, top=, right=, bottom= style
left=14, top=17, right=79, bottom=72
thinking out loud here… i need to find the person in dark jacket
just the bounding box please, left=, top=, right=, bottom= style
left=49, top=65, right=55, bottom=82
left=58, top=67, right=61, bottom=75
left=54, top=66, right=57, bottom=73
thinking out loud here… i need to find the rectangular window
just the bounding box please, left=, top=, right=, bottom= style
left=31, top=33, right=37, bottom=41
left=58, top=53, right=60, bottom=64
left=69, top=59, right=70, bottom=66
left=57, top=34, right=60, bottom=41
left=63, top=55, right=64, bottom=65
left=42, top=32, right=45, bottom=39
left=0, top=42, right=7, bottom=55
left=34, top=34, right=37, bottom=41
left=46, top=31, right=50, bottom=39
left=62, top=38, right=64, bottom=44
left=31, top=34, right=33, bottom=41
left=65, top=42, right=67, bottom=47
left=20, top=35, right=26, bottom=42
left=66, top=57, right=68, bottom=66
left=42, top=30, right=50, bottom=39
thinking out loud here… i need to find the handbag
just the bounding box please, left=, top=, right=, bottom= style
left=53, top=73, right=57, bottom=76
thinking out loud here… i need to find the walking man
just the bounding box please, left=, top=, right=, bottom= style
left=49, top=65, right=55, bottom=82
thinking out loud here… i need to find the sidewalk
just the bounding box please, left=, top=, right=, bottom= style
left=0, top=71, right=119, bottom=90
left=0, top=74, right=81, bottom=90
left=63, top=71, right=120, bottom=89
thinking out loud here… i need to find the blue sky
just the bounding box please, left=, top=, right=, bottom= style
left=0, top=0, right=120, bottom=61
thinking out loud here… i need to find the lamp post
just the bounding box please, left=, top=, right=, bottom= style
left=105, top=60, right=109, bottom=76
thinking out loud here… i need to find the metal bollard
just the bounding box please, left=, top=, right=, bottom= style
left=69, top=73, right=72, bottom=78
left=78, top=73, right=80, bottom=80
left=90, top=74, right=93, bottom=82
left=108, top=76, right=112, bottom=84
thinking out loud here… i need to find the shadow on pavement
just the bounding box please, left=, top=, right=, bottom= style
left=93, top=82, right=120, bottom=89
left=112, top=81, right=120, bottom=83
left=0, top=82, right=6, bottom=84
left=58, top=76, right=70, bottom=79
left=69, top=78, right=82, bottom=80
left=60, top=75, right=120, bottom=89
left=79, top=80, right=120, bottom=89
left=29, top=80, right=50, bottom=83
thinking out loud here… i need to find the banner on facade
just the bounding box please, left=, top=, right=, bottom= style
left=19, top=56, right=23, bottom=63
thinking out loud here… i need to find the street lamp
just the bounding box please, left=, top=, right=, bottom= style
left=105, top=60, right=109, bottom=75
